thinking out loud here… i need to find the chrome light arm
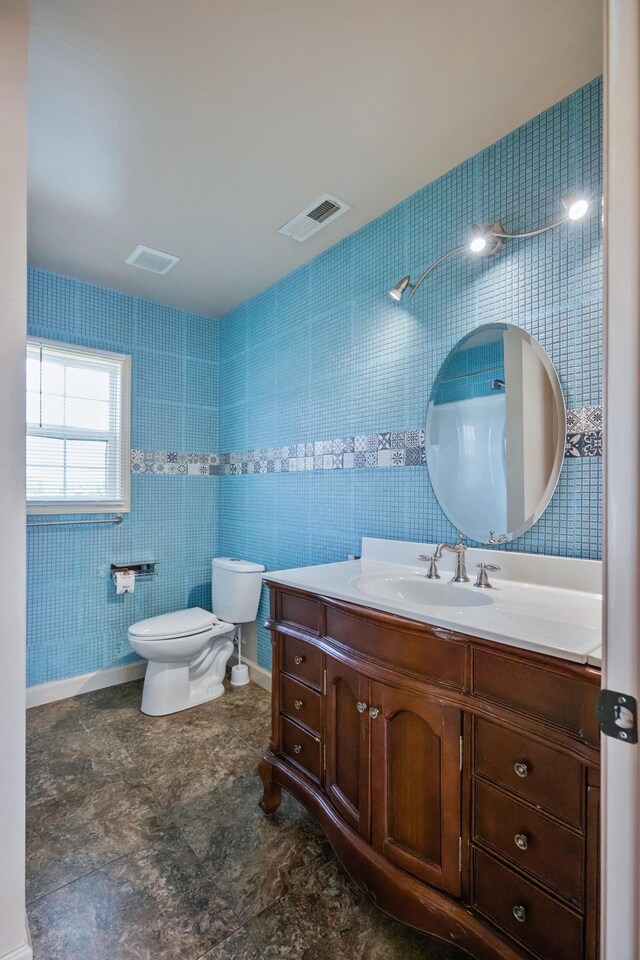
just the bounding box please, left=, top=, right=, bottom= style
left=407, top=245, right=467, bottom=300
left=391, top=194, right=592, bottom=303
left=487, top=215, right=571, bottom=241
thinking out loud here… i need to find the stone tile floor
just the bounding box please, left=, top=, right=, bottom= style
left=26, top=678, right=470, bottom=959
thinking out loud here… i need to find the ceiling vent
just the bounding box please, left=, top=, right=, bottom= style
left=125, top=245, right=181, bottom=275
left=279, top=194, right=350, bottom=242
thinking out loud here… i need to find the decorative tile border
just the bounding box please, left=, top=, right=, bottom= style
left=566, top=406, right=603, bottom=433
left=565, top=405, right=603, bottom=458
left=565, top=431, right=603, bottom=458
left=131, top=450, right=219, bottom=476
left=132, top=407, right=603, bottom=475
left=214, top=430, right=428, bottom=476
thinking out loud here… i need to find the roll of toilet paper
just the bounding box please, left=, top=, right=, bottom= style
left=114, top=570, right=135, bottom=595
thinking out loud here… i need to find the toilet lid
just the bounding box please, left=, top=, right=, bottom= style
left=128, top=607, right=219, bottom=640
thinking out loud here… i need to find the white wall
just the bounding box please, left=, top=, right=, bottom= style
left=0, top=1, right=30, bottom=958
left=603, top=4, right=640, bottom=957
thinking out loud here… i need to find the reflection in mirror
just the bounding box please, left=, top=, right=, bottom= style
left=426, top=323, right=565, bottom=545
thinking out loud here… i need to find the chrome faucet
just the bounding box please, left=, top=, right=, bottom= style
left=433, top=533, right=469, bottom=582
left=488, top=530, right=508, bottom=544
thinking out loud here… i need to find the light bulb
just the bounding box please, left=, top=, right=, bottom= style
left=469, top=225, right=487, bottom=253
left=389, top=276, right=412, bottom=300
left=562, top=194, right=589, bottom=221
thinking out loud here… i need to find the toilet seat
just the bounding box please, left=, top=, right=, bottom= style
left=128, top=606, right=220, bottom=641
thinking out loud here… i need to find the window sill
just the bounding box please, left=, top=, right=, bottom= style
left=27, top=501, right=130, bottom=516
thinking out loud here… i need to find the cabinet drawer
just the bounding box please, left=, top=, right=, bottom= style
left=474, top=718, right=584, bottom=827
left=473, top=779, right=584, bottom=907
left=280, top=716, right=321, bottom=781
left=281, top=635, right=322, bottom=690
left=279, top=591, right=321, bottom=634
left=325, top=606, right=465, bottom=690
left=281, top=674, right=322, bottom=735
left=472, top=848, right=583, bottom=960
left=472, top=647, right=599, bottom=744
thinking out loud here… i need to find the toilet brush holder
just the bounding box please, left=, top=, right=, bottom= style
left=230, top=662, right=250, bottom=686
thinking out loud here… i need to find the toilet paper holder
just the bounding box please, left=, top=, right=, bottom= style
left=110, top=561, right=158, bottom=581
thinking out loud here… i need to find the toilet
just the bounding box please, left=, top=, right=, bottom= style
left=128, top=557, right=265, bottom=716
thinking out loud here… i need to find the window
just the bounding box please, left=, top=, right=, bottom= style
left=26, top=339, right=131, bottom=514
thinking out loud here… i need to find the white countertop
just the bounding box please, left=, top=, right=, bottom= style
left=265, top=538, right=603, bottom=667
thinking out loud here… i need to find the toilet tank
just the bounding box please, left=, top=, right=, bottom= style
left=211, top=557, right=265, bottom=623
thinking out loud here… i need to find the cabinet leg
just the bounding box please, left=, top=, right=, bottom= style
left=258, top=758, right=282, bottom=814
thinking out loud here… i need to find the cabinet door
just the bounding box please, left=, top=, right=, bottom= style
left=370, top=681, right=462, bottom=896
left=325, top=656, right=371, bottom=839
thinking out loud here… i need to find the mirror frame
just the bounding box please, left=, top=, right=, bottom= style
left=425, top=322, right=567, bottom=545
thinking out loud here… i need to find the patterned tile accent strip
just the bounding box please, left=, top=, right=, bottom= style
left=132, top=407, right=603, bottom=475
left=131, top=450, right=220, bottom=475
left=566, top=406, right=603, bottom=432
left=565, top=431, right=603, bottom=458
left=565, top=405, right=603, bottom=458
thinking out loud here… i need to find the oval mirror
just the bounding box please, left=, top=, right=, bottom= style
left=426, top=323, right=566, bottom=545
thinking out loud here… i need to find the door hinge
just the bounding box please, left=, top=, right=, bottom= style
left=459, top=734, right=463, bottom=771
left=323, top=668, right=327, bottom=695
left=323, top=743, right=326, bottom=771
left=598, top=689, right=638, bottom=743
left=458, top=836, right=462, bottom=871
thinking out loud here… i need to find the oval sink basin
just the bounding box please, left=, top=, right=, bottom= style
left=351, top=573, right=494, bottom=608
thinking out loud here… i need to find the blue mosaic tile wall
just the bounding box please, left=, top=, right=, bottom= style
left=217, top=78, right=603, bottom=670
left=27, top=268, right=219, bottom=686
left=27, top=78, right=603, bottom=684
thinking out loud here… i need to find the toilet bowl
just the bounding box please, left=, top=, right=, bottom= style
left=128, top=557, right=265, bottom=716
left=128, top=608, right=236, bottom=715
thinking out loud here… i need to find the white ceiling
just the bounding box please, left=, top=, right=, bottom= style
left=27, top=0, right=603, bottom=318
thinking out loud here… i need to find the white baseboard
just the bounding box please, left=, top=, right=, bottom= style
left=26, top=660, right=147, bottom=708
left=231, top=654, right=272, bottom=693
left=246, top=658, right=272, bottom=692
left=1, top=938, right=32, bottom=960
left=27, top=654, right=271, bottom=709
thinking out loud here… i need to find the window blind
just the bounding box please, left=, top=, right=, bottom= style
left=26, top=339, right=130, bottom=513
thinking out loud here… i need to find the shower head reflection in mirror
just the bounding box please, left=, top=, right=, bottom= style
left=425, top=323, right=566, bottom=545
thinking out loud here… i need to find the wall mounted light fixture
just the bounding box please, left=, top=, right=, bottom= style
left=389, top=194, right=590, bottom=302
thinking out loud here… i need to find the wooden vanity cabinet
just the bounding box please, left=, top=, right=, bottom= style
left=259, top=583, right=601, bottom=960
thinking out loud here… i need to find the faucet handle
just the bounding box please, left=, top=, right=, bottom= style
left=418, top=555, right=441, bottom=579
left=475, top=562, right=501, bottom=589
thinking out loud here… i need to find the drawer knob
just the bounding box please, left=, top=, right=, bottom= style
left=293, top=744, right=302, bottom=754
left=369, top=706, right=380, bottom=719
left=514, top=833, right=529, bottom=851
left=294, top=655, right=304, bottom=665
left=512, top=905, right=527, bottom=923
left=356, top=701, right=368, bottom=713
left=294, top=699, right=303, bottom=710
left=514, top=761, right=529, bottom=778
